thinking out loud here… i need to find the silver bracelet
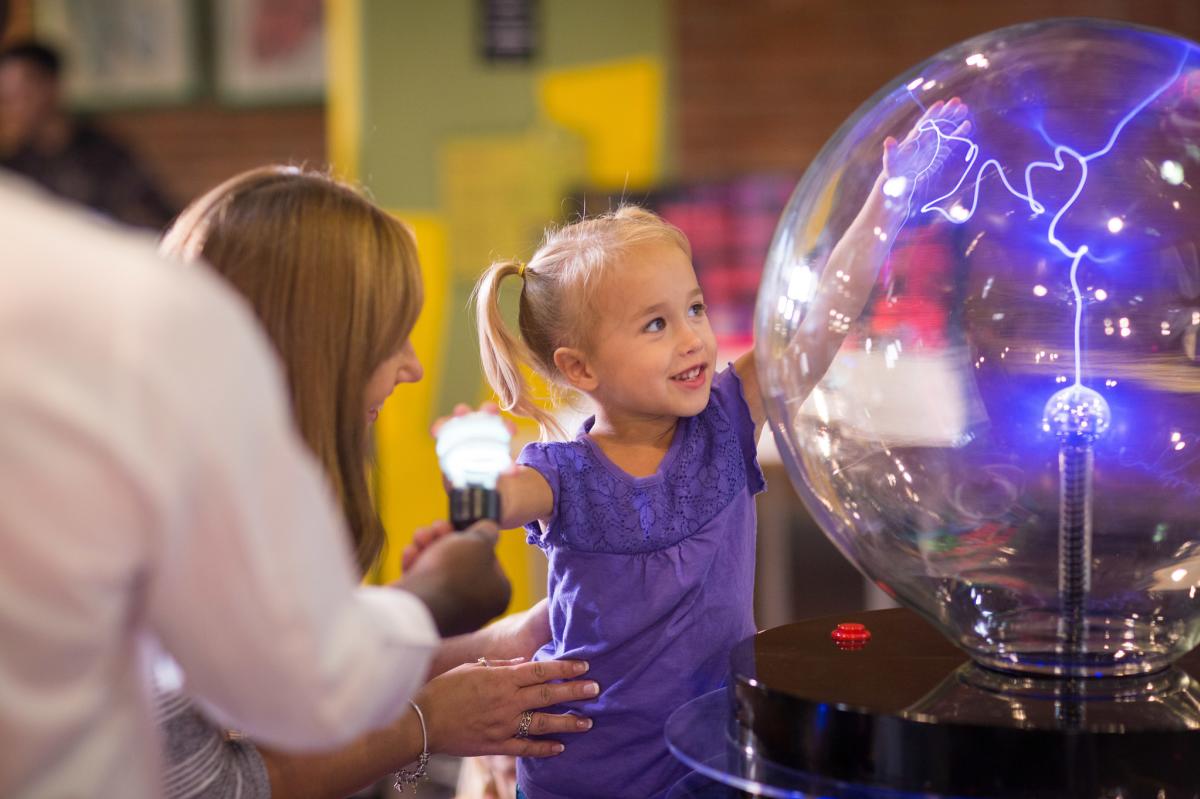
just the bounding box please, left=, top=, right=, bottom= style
left=393, top=699, right=431, bottom=793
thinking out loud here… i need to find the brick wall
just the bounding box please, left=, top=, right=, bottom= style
left=97, top=104, right=325, bottom=210
left=673, top=0, right=1200, bottom=181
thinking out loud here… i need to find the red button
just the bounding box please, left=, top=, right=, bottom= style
left=832, top=622, right=871, bottom=645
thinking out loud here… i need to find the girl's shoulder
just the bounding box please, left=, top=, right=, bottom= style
left=517, top=436, right=591, bottom=475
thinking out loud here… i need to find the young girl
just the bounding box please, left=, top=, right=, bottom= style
left=466, top=99, right=971, bottom=799
left=472, top=206, right=763, bottom=799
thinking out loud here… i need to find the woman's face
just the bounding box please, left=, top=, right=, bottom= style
left=365, top=339, right=423, bottom=425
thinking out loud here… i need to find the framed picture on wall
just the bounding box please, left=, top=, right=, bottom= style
left=214, top=0, right=325, bottom=105
left=33, top=0, right=199, bottom=108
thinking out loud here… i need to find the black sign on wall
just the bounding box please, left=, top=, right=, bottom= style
left=481, top=0, right=538, bottom=63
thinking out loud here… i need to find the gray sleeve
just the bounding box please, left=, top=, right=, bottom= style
left=155, top=690, right=272, bottom=799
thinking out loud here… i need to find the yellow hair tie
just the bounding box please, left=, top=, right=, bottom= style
left=517, top=260, right=527, bottom=279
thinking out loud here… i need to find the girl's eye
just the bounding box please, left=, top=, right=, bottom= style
left=689, top=302, right=707, bottom=317
left=644, top=317, right=666, bottom=333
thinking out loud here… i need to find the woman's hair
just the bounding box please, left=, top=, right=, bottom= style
left=475, top=205, right=689, bottom=439
left=160, top=165, right=423, bottom=574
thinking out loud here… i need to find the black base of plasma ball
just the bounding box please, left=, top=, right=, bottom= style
left=730, top=608, right=1200, bottom=797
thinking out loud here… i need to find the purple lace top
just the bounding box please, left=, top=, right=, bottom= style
left=516, top=366, right=765, bottom=799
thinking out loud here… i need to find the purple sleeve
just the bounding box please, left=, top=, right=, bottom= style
left=712, top=364, right=767, bottom=495
left=516, top=442, right=560, bottom=549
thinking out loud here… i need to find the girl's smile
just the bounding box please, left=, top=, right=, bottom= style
left=670, top=362, right=708, bottom=389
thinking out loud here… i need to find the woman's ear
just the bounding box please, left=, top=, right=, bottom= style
left=553, top=346, right=598, bottom=392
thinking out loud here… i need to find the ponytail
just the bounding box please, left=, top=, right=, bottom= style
left=474, top=259, right=566, bottom=440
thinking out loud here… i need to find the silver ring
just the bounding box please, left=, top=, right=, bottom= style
left=515, top=710, right=533, bottom=739
left=476, top=656, right=489, bottom=668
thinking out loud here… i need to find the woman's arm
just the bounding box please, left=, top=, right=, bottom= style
left=257, top=658, right=596, bottom=799
left=428, top=598, right=550, bottom=676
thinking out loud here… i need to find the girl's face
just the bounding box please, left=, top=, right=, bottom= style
left=584, top=240, right=716, bottom=422
left=365, top=338, right=423, bottom=425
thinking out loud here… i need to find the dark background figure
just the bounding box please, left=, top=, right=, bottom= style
left=0, top=40, right=177, bottom=230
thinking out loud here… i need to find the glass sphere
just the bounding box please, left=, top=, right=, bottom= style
left=756, top=18, right=1200, bottom=677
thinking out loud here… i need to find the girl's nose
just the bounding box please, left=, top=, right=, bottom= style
left=678, top=326, right=703, bottom=355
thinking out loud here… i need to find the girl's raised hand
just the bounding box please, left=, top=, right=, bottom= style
left=883, top=96, right=972, bottom=184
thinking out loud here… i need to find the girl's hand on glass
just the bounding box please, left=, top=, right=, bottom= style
left=883, top=96, right=972, bottom=183
left=418, top=657, right=597, bottom=758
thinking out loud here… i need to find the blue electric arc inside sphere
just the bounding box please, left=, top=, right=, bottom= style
left=756, top=18, right=1200, bottom=678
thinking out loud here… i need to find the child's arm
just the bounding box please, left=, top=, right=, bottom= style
left=736, top=98, right=971, bottom=429
left=732, top=167, right=899, bottom=440
left=732, top=349, right=767, bottom=440
left=495, top=465, right=554, bottom=530
left=409, top=471, right=552, bottom=547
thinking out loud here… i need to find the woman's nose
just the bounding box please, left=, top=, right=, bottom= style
left=397, top=342, right=424, bottom=384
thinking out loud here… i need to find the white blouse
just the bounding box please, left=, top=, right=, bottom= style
left=0, top=178, right=438, bottom=798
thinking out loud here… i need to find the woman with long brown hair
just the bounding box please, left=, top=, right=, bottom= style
left=156, top=166, right=593, bottom=798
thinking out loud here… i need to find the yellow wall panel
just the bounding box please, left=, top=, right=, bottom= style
left=539, top=57, right=664, bottom=191
left=324, top=0, right=361, bottom=183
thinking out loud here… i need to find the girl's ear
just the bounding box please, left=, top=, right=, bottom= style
left=553, top=346, right=599, bottom=392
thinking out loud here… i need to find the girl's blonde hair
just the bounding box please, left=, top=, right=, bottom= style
left=475, top=205, right=690, bottom=439
left=160, top=166, right=423, bottom=574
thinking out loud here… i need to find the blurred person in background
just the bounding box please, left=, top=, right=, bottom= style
left=0, top=39, right=177, bottom=229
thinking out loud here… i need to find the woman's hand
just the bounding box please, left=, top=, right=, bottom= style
left=257, top=650, right=593, bottom=797
left=397, top=521, right=511, bottom=636
left=417, top=657, right=597, bottom=758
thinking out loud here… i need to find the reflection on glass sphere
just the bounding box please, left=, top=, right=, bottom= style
left=756, top=18, right=1200, bottom=677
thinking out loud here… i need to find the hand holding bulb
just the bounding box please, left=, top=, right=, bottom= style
left=434, top=405, right=515, bottom=530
